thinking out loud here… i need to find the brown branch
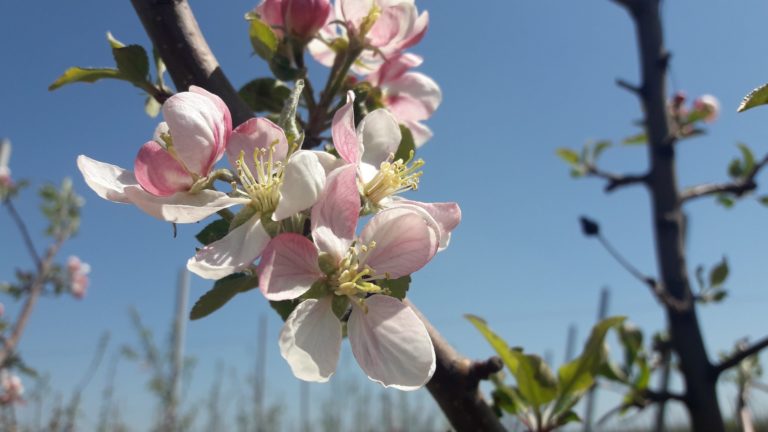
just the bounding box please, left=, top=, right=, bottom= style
left=4, top=200, right=41, bottom=269
left=129, top=0, right=253, bottom=126
left=714, top=335, right=768, bottom=377
left=405, top=300, right=506, bottom=432
left=681, top=154, right=768, bottom=203
left=585, top=165, right=648, bottom=192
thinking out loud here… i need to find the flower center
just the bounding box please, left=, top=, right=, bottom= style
left=236, top=141, right=284, bottom=214
left=330, top=241, right=387, bottom=299
left=362, top=151, right=424, bottom=205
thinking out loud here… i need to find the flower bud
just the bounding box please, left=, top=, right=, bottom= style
left=694, top=94, right=720, bottom=123
left=281, top=0, right=331, bottom=40
left=0, top=139, right=12, bottom=187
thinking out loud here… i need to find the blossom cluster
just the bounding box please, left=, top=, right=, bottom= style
left=0, top=369, right=23, bottom=406
left=67, top=255, right=91, bottom=299
left=78, top=0, right=454, bottom=389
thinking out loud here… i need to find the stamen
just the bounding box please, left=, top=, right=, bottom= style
left=362, top=151, right=424, bottom=205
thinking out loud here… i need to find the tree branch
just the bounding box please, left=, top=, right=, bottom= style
left=129, top=0, right=253, bottom=126
left=4, top=199, right=42, bottom=269
left=129, top=2, right=503, bottom=430
left=585, top=165, right=648, bottom=192
left=681, top=154, right=768, bottom=203
left=405, top=300, right=506, bottom=432
left=714, top=335, right=768, bottom=377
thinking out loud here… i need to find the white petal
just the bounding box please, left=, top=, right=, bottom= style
left=279, top=297, right=342, bottom=382
left=125, top=188, right=248, bottom=224
left=348, top=295, right=435, bottom=390
left=76, top=155, right=138, bottom=203
left=272, top=150, right=327, bottom=221
left=313, top=150, right=346, bottom=176
left=358, top=109, right=402, bottom=167
left=186, top=215, right=271, bottom=280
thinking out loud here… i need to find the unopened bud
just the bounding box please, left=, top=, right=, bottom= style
left=694, top=94, right=720, bottom=123
left=282, top=0, right=331, bottom=40
left=0, top=139, right=12, bottom=187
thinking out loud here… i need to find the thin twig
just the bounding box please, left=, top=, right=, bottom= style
left=681, top=154, right=768, bottom=203
left=585, top=164, right=648, bottom=192
left=4, top=200, right=42, bottom=269
left=714, top=335, right=768, bottom=377
left=616, top=78, right=643, bottom=95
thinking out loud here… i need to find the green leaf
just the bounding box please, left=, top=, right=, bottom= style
left=622, top=132, right=647, bottom=145
left=554, top=316, right=625, bottom=415
left=145, top=95, right=161, bottom=118
left=717, top=194, right=735, bottom=208
left=239, top=78, right=292, bottom=113
left=269, top=53, right=304, bottom=81
left=738, top=143, right=755, bottom=173
left=618, top=322, right=643, bottom=369
left=395, top=125, right=416, bottom=162
left=106, top=31, right=125, bottom=49
left=758, top=196, right=768, bottom=206
left=556, top=148, right=580, bottom=165
left=466, top=315, right=558, bottom=406
left=555, top=410, right=581, bottom=427
left=48, top=67, right=121, bottom=91
left=112, top=44, right=150, bottom=83
left=189, top=273, right=258, bottom=320
left=709, top=257, right=729, bottom=288
left=738, top=82, right=768, bottom=113
left=491, top=386, right=524, bottom=415
left=591, top=140, right=612, bottom=161
left=378, top=276, right=411, bottom=300
left=728, top=158, right=744, bottom=179
left=248, top=17, right=278, bottom=61
left=195, top=219, right=230, bottom=245
left=270, top=299, right=298, bottom=321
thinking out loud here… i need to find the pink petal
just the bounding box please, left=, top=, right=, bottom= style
left=398, top=10, right=428, bottom=51
left=367, top=5, right=402, bottom=48
left=366, top=52, right=423, bottom=87
left=125, top=188, right=248, bottom=224
left=340, top=0, right=373, bottom=31
left=190, top=86, right=233, bottom=166
left=348, top=295, right=435, bottom=390
left=389, top=198, right=461, bottom=251
left=226, top=118, right=288, bottom=173
left=311, top=165, right=360, bottom=260
left=258, top=233, right=323, bottom=301
left=331, top=91, right=361, bottom=164
left=186, top=215, right=271, bottom=280
left=358, top=109, right=402, bottom=167
left=134, top=141, right=194, bottom=197
left=279, top=297, right=342, bottom=382
left=76, top=155, right=138, bottom=203
left=358, top=207, right=437, bottom=278
left=403, top=120, right=432, bottom=148
left=272, top=150, right=326, bottom=221
left=385, top=72, right=441, bottom=122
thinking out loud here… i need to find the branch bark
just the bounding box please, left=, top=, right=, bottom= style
left=584, top=165, right=648, bottom=193
left=713, top=335, right=768, bottom=376
left=614, top=0, right=725, bottom=430
left=130, top=2, right=505, bottom=430
left=681, top=154, right=768, bottom=203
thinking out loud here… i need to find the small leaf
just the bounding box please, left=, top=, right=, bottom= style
left=189, top=273, right=258, bottom=320
left=708, top=256, right=729, bottom=288
left=239, top=78, right=292, bottom=113
left=712, top=290, right=728, bottom=303
left=716, top=194, right=735, bottom=208
left=112, top=44, right=150, bottom=84
left=758, top=196, right=768, bottom=206
left=728, top=159, right=744, bottom=179
left=395, top=125, right=416, bottom=162
left=618, top=322, right=643, bottom=368
left=270, top=299, right=298, bottom=321
left=555, top=410, right=581, bottom=427
left=694, top=265, right=705, bottom=292
left=556, top=148, right=580, bottom=165
left=248, top=17, right=278, bottom=61
left=738, top=143, right=755, bottom=173
left=195, top=219, right=230, bottom=246
left=622, top=132, right=647, bottom=145
left=378, top=275, right=411, bottom=300
left=48, top=67, right=121, bottom=91
left=269, top=53, right=304, bottom=81
left=591, top=140, right=612, bottom=161
left=491, top=386, right=523, bottom=415
left=738, top=82, right=768, bottom=113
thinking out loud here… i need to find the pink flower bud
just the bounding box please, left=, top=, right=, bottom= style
left=281, top=0, right=331, bottom=40
left=0, top=140, right=12, bottom=188
left=67, top=256, right=91, bottom=299
left=694, top=94, right=720, bottom=123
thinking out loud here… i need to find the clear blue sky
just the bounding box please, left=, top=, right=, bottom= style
left=2, top=0, right=768, bottom=429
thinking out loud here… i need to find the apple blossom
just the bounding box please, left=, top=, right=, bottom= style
left=77, top=86, right=247, bottom=224
left=365, top=53, right=441, bottom=146
left=257, top=165, right=437, bottom=389
left=67, top=255, right=91, bottom=299
left=0, top=369, right=23, bottom=405
left=309, top=0, right=429, bottom=73
left=0, top=139, right=11, bottom=188
left=694, top=94, right=720, bottom=123
left=252, top=0, right=331, bottom=40
left=186, top=118, right=326, bottom=280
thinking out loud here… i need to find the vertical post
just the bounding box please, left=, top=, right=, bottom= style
left=254, top=314, right=267, bottom=431
left=583, top=287, right=610, bottom=432
left=653, top=343, right=671, bottom=432
left=300, top=381, right=310, bottom=432
left=167, top=268, right=189, bottom=432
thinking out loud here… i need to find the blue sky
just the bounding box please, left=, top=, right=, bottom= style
left=2, top=0, right=768, bottom=429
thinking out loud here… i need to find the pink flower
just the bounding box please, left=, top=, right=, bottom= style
left=257, top=166, right=437, bottom=388
left=187, top=118, right=326, bottom=280
left=332, top=91, right=460, bottom=250
left=0, top=140, right=12, bottom=188
left=309, top=0, right=429, bottom=73
left=694, top=94, right=720, bottom=123
left=67, top=256, right=91, bottom=299
left=77, top=86, right=247, bottom=224
left=365, top=53, right=441, bottom=146
left=0, top=370, right=23, bottom=405
left=253, top=0, right=331, bottom=40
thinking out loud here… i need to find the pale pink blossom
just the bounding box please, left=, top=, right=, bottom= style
left=0, top=370, right=23, bottom=405
left=0, top=140, right=12, bottom=188
left=187, top=118, right=326, bottom=280
left=365, top=53, right=441, bottom=146
left=253, top=0, right=331, bottom=40
left=67, top=256, right=91, bottom=299
left=309, top=0, right=429, bottom=74
left=257, top=166, right=437, bottom=389
left=77, top=86, right=247, bottom=224
left=694, top=94, right=720, bottom=123
left=331, top=91, right=460, bottom=250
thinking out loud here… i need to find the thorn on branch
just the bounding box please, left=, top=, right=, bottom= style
left=583, top=164, right=648, bottom=193
left=468, top=356, right=503, bottom=383
left=616, top=78, right=642, bottom=96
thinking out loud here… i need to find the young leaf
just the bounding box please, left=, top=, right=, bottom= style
left=270, top=299, right=299, bottom=321
left=738, top=82, right=768, bottom=113
left=195, top=219, right=230, bottom=245
left=239, top=78, right=292, bottom=113
left=737, top=143, right=755, bottom=173
left=112, top=44, right=150, bottom=83
left=248, top=17, right=278, bottom=61
left=591, top=140, right=612, bottom=161
left=378, top=275, right=411, bottom=300
left=622, top=132, right=647, bottom=145
left=708, top=257, right=729, bottom=288
left=395, top=125, right=416, bottom=162
left=189, top=273, right=258, bottom=320
left=556, top=148, right=580, bottom=165
left=716, top=194, right=735, bottom=208
left=48, top=67, right=121, bottom=91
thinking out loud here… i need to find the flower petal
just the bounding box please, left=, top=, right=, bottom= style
left=348, top=295, right=435, bottom=390
left=399, top=10, right=428, bottom=51
left=403, top=120, right=432, bottom=148
left=389, top=198, right=460, bottom=251
left=359, top=206, right=437, bottom=278
left=134, top=141, right=193, bottom=196
left=272, top=150, right=326, bottom=221
left=258, top=233, right=323, bottom=301
left=313, top=150, right=346, bottom=175
left=385, top=72, right=442, bottom=122
left=331, top=91, right=361, bottom=164
left=226, top=117, right=288, bottom=172
left=311, top=165, right=360, bottom=260
left=186, top=215, right=271, bottom=280
left=190, top=86, right=233, bottom=166
left=340, top=0, right=373, bottom=30
left=279, top=297, right=342, bottom=383
left=358, top=109, right=402, bottom=167
left=125, top=188, right=248, bottom=224
left=76, top=155, right=138, bottom=203
left=367, top=52, right=423, bottom=87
